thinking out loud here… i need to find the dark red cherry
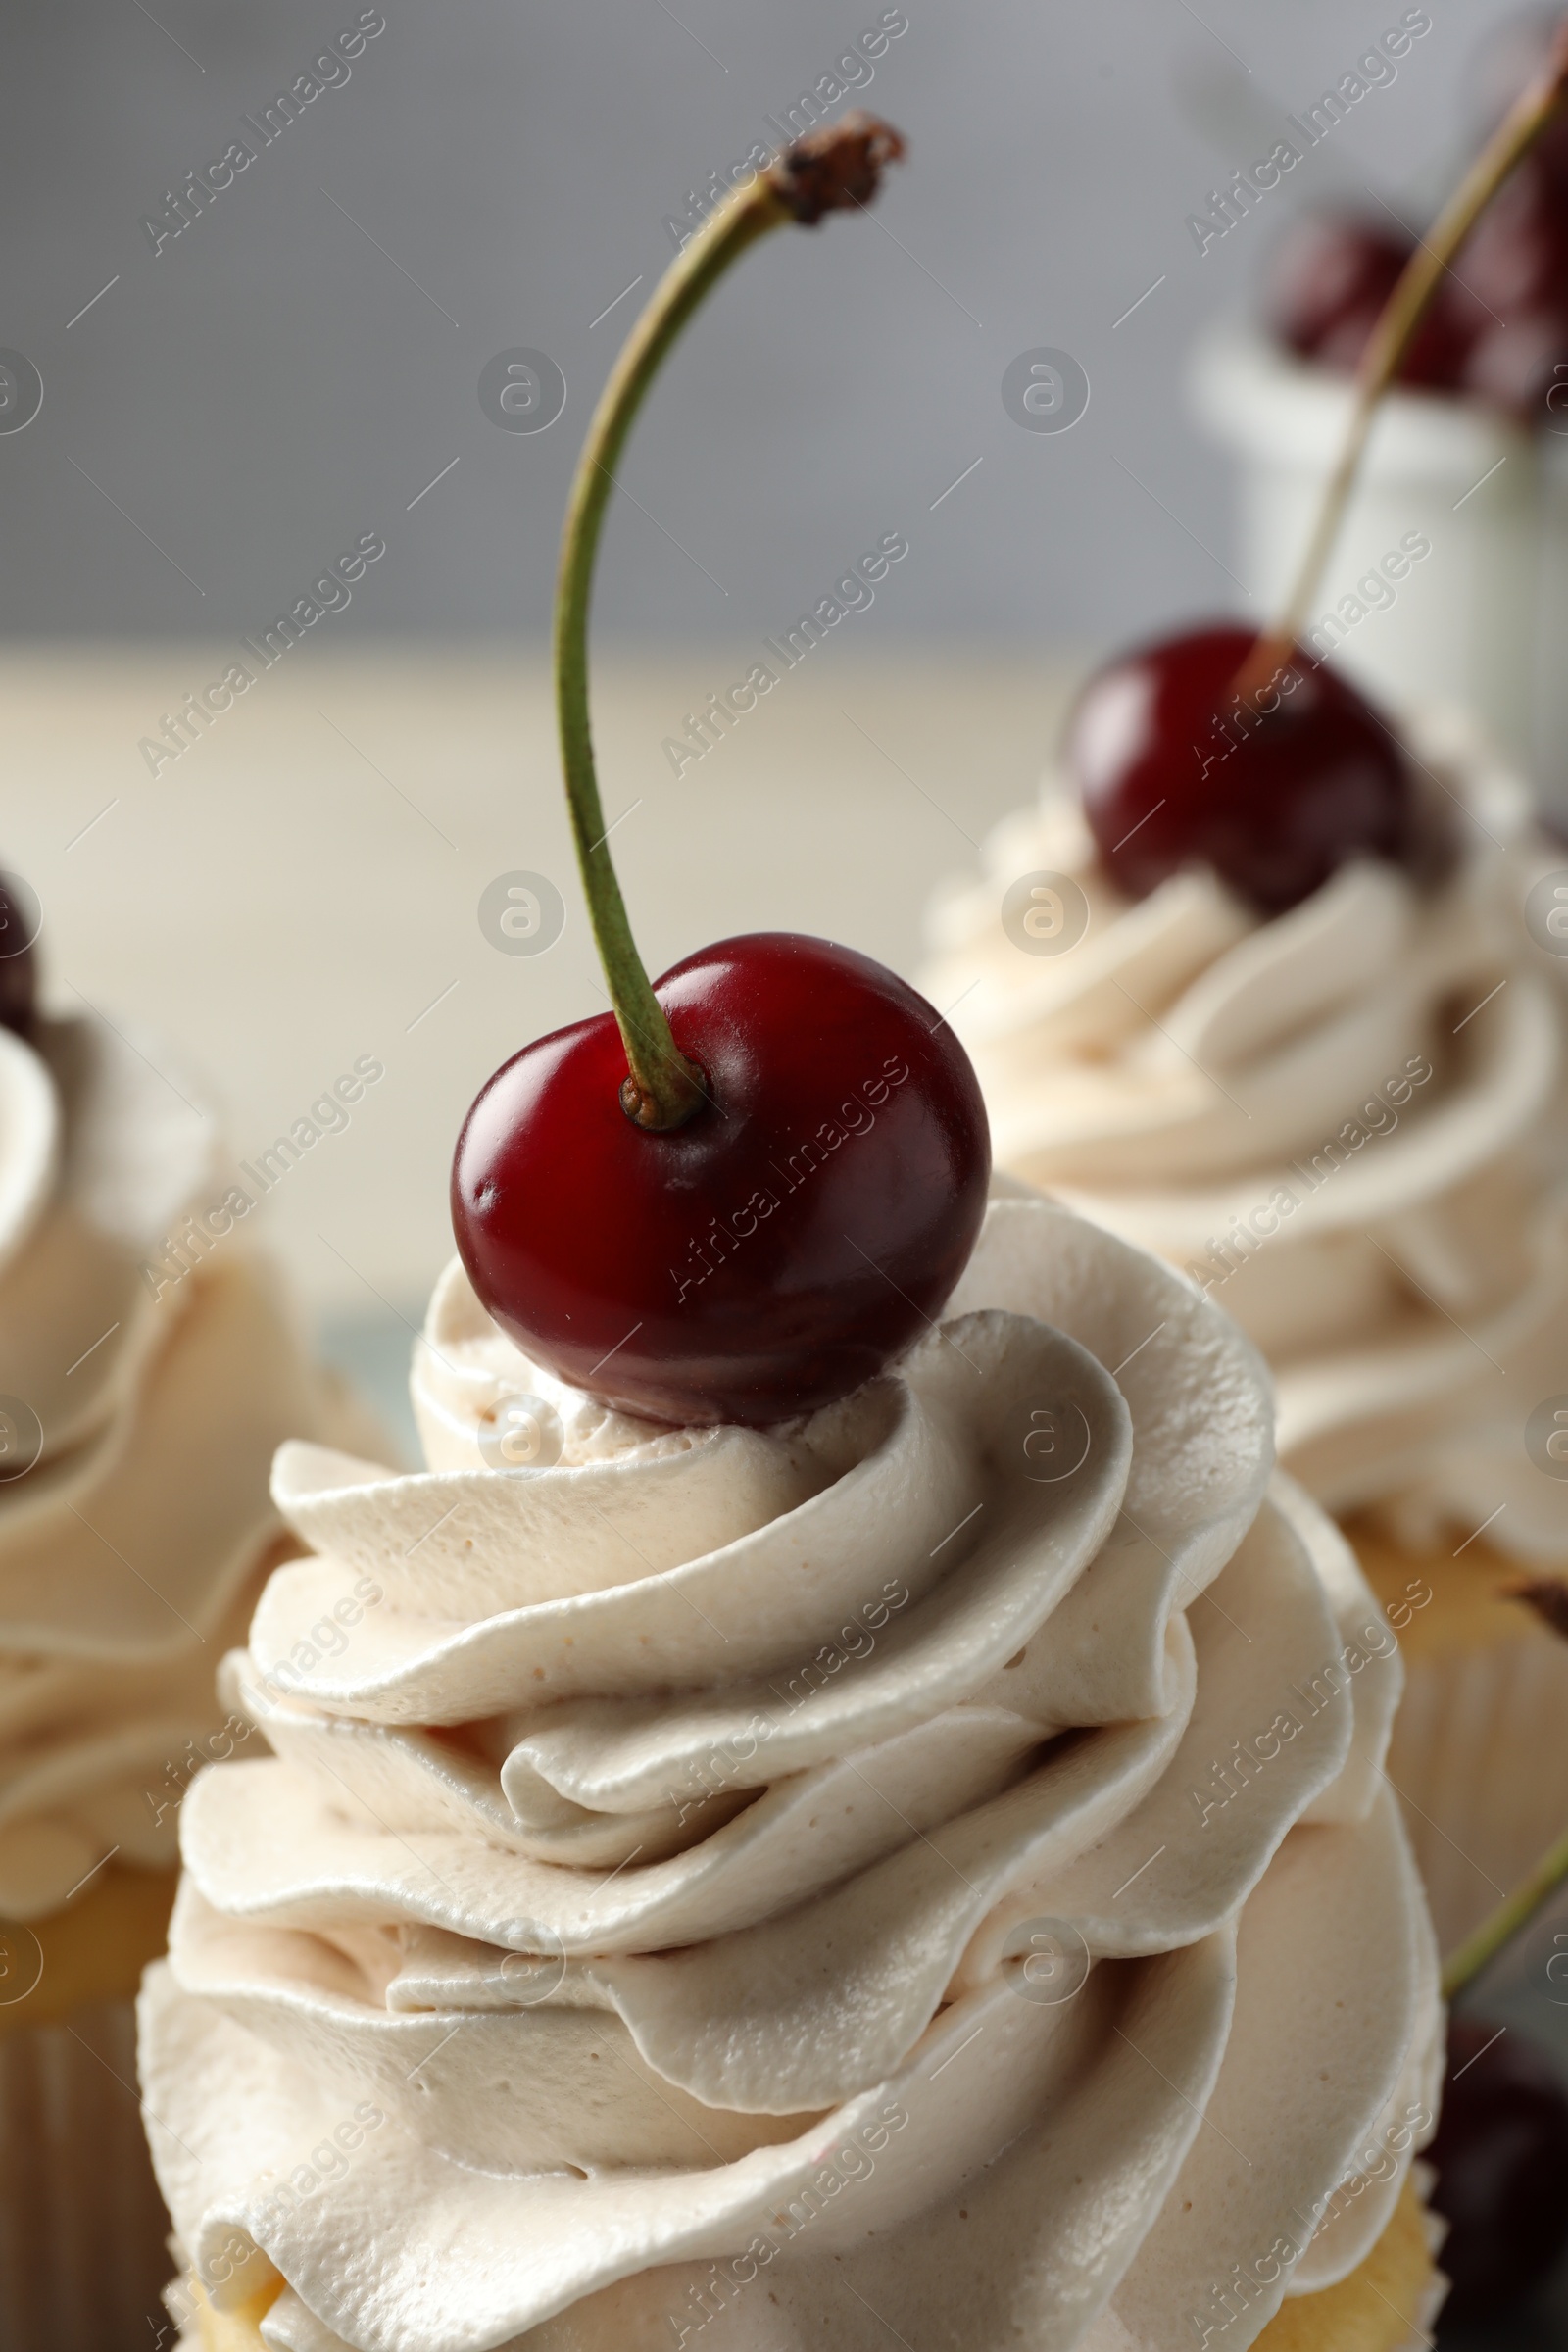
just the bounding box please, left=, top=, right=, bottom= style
left=1269, top=207, right=1485, bottom=392
left=1069, top=624, right=1415, bottom=916
left=1429, top=2014, right=1568, bottom=2317
left=1396, top=281, right=1485, bottom=397
left=1269, top=211, right=1411, bottom=366
left=1269, top=35, right=1568, bottom=422
left=451, top=933, right=990, bottom=1428
left=0, top=870, right=37, bottom=1039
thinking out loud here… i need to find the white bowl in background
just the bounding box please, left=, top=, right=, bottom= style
left=1191, top=321, right=1568, bottom=818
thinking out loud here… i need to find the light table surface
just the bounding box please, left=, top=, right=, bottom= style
left=3, top=642, right=1074, bottom=1445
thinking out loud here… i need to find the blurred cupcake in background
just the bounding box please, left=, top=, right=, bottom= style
left=0, top=869, right=376, bottom=2352
left=921, top=700, right=1568, bottom=1959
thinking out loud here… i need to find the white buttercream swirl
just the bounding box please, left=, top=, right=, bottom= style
left=0, top=1013, right=356, bottom=1918
left=922, top=712, right=1568, bottom=1560
left=140, top=1196, right=1440, bottom=2352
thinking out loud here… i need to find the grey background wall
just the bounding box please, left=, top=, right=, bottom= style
left=0, top=0, right=1536, bottom=654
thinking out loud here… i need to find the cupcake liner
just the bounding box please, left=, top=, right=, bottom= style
left=0, top=1993, right=172, bottom=2350
left=1348, top=1517, right=1568, bottom=1954
left=1384, top=1630, right=1568, bottom=1956
left=1407, top=2161, right=1450, bottom=2347
left=0, top=1863, right=184, bottom=2347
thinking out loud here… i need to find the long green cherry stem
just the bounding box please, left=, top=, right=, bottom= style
left=1233, top=14, right=1568, bottom=710
left=553, top=112, right=906, bottom=1132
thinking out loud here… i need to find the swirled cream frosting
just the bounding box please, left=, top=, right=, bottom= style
left=922, top=713, right=1568, bottom=1561
left=0, top=1012, right=360, bottom=1920
left=140, top=1194, right=1440, bottom=2351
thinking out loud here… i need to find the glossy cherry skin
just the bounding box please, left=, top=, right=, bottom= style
left=1069, top=624, right=1415, bottom=916
left=0, top=870, right=36, bottom=1039
left=452, top=933, right=991, bottom=1428
left=1429, top=2014, right=1568, bottom=2317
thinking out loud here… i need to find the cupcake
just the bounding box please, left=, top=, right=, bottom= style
left=0, top=979, right=373, bottom=2349
left=139, top=1192, right=1445, bottom=2350
left=921, top=701, right=1568, bottom=1954
left=949, top=33, right=1568, bottom=1976
left=136, top=110, right=1450, bottom=2348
